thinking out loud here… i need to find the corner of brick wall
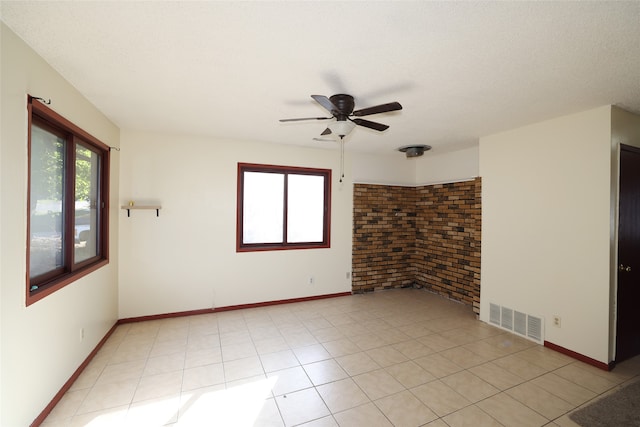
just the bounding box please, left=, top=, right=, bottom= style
left=352, top=185, right=417, bottom=294
left=352, top=178, right=481, bottom=315
left=415, top=178, right=481, bottom=314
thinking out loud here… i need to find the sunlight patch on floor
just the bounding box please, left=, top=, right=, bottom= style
left=76, top=376, right=278, bottom=426
left=177, top=376, right=278, bottom=426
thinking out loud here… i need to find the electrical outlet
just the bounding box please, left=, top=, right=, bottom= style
left=552, top=315, right=561, bottom=328
left=80, top=328, right=85, bottom=342
left=346, top=271, right=351, bottom=279
left=308, top=276, right=314, bottom=285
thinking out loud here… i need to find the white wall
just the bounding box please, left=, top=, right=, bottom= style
left=415, top=145, right=479, bottom=185
left=0, top=24, right=120, bottom=426
left=352, top=151, right=416, bottom=185
left=479, top=106, right=613, bottom=363
left=353, top=145, right=479, bottom=187
left=118, top=131, right=353, bottom=318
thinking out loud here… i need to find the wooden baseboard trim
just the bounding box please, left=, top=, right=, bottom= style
left=544, top=340, right=611, bottom=371
left=31, top=323, right=119, bottom=427
left=211, top=291, right=352, bottom=313
left=117, top=291, right=352, bottom=324
left=118, top=308, right=215, bottom=324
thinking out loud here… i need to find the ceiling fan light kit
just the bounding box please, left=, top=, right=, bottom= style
left=327, top=120, right=356, bottom=138
left=398, top=144, right=432, bottom=158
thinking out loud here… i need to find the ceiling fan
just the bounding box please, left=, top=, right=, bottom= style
left=280, top=94, right=402, bottom=139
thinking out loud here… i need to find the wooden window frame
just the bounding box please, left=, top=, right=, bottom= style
left=237, top=163, right=331, bottom=252
left=26, top=96, right=110, bottom=306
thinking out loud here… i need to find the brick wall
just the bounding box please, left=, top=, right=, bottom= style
left=415, top=179, right=481, bottom=314
left=352, top=178, right=481, bottom=314
left=352, top=185, right=417, bottom=293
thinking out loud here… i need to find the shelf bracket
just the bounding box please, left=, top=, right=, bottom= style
left=121, top=205, right=162, bottom=217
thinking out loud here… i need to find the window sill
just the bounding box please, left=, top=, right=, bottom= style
left=26, top=259, right=109, bottom=306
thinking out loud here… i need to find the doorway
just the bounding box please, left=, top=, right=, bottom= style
left=615, top=144, right=640, bottom=363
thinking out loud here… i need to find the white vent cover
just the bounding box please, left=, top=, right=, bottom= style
left=488, top=303, right=544, bottom=344
left=514, top=311, right=527, bottom=336
left=489, top=303, right=501, bottom=325
left=527, top=315, right=543, bottom=342
left=501, top=307, right=513, bottom=330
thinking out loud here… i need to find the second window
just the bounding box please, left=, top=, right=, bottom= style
left=237, top=163, right=331, bottom=251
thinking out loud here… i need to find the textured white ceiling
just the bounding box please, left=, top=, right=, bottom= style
left=2, top=1, right=639, bottom=154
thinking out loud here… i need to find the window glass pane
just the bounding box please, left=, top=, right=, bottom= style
left=243, top=172, right=284, bottom=244
left=30, top=124, right=65, bottom=278
left=75, top=144, right=99, bottom=263
left=287, top=174, right=325, bottom=243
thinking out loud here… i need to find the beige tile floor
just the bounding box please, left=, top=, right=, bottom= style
left=41, top=289, right=640, bottom=426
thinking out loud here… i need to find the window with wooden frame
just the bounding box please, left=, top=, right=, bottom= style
left=237, top=163, right=331, bottom=252
left=27, top=96, right=110, bottom=305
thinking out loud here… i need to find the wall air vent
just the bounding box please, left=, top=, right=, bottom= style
left=488, top=303, right=544, bottom=344
left=514, top=311, right=527, bottom=336
left=489, top=303, right=501, bottom=326
left=501, top=307, right=514, bottom=330
left=527, top=315, right=543, bottom=342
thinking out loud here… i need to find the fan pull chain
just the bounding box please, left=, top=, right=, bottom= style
left=339, top=137, right=345, bottom=183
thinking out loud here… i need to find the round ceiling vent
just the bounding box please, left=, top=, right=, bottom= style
left=397, top=144, right=432, bottom=158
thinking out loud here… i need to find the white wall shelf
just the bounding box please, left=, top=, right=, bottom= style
left=121, top=205, right=161, bottom=217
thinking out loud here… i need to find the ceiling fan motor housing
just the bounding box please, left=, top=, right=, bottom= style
left=329, top=94, right=355, bottom=118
